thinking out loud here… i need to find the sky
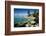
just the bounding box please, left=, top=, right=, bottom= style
left=14, top=8, right=39, bottom=16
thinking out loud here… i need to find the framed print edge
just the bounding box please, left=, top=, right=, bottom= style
left=5, top=1, right=45, bottom=35
left=11, top=5, right=42, bottom=31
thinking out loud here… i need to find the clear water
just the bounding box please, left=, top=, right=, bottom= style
left=14, top=16, right=28, bottom=24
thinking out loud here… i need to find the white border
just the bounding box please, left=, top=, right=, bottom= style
left=11, top=5, right=42, bottom=31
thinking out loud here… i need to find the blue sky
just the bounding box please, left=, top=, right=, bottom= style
left=14, top=8, right=39, bottom=16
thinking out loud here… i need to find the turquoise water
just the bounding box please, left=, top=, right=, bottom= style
left=14, top=15, right=34, bottom=25
left=14, top=16, right=28, bottom=24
